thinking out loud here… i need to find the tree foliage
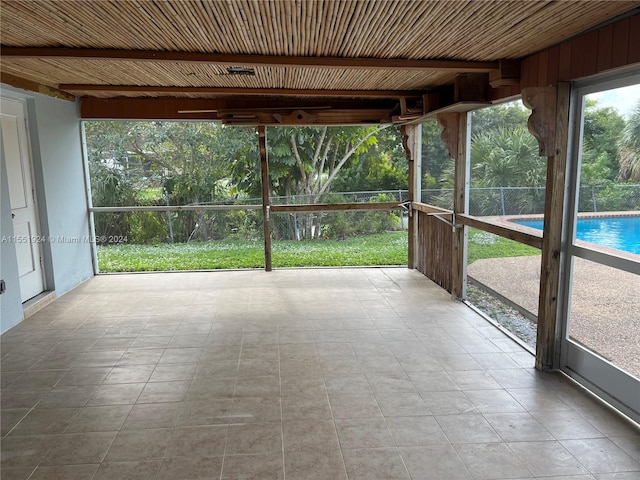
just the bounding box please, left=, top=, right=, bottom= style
left=618, top=100, right=640, bottom=182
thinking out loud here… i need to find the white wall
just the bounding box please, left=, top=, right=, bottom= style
left=1, top=84, right=94, bottom=333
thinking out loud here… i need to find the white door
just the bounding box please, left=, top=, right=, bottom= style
left=1, top=97, right=45, bottom=302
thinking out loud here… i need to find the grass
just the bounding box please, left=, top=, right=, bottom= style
left=97, top=228, right=541, bottom=272
left=97, top=232, right=408, bottom=272
left=467, top=228, right=540, bottom=264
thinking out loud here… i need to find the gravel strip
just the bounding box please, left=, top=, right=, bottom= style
left=468, top=255, right=640, bottom=378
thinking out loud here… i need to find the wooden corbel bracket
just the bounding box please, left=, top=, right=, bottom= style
left=522, top=86, right=558, bottom=157
left=400, top=124, right=413, bottom=161
left=436, top=112, right=460, bottom=160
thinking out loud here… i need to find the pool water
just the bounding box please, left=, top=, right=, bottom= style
left=513, top=216, right=640, bottom=255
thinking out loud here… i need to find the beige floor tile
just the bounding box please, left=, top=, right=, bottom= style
left=157, top=456, right=223, bottom=480
left=328, top=393, right=382, bottom=419
left=57, top=367, right=111, bottom=386
left=530, top=410, right=607, bottom=440
left=399, top=444, right=472, bottom=480
left=282, top=393, right=332, bottom=420
left=102, top=365, right=155, bottom=384
left=29, top=464, right=99, bottom=480
left=561, top=438, right=640, bottom=474
left=2, top=269, right=638, bottom=479
left=42, top=432, right=117, bottom=465
left=0, top=408, right=30, bottom=436
left=0, top=467, right=36, bottom=480
left=166, top=425, right=228, bottom=457
left=104, top=428, right=173, bottom=461
left=484, top=412, right=554, bottom=442
left=137, top=381, right=189, bottom=404
left=507, top=440, right=591, bottom=477
left=92, top=460, right=161, bottom=480
left=226, top=422, right=282, bottom=454
left=86, top=383, right=144, bottom=406
left=454, top=443, right=531, bottom=479
left=221, top=452, right=284, bottom=479
left=419, top=390, right=478, bottom=415
left=231, top=396, right=281, bottom=423
left=122, top=403, right=181, bottom=430
left=8, top=407, right=78, bottom=436
left=464, top=389, right=526, bottom=413
left=342, top=447, right=410, bottom=479
left=64, top=405, right=132, bottom=433
left=284, top=447, right=347, bottom=480
left=283, top=419, right=341, bottom=453
left=386, top=415, right=449, bottom=446
left=409, top=371, right=460, bottom=392
left=1, top=434, right=56, bottom=468
left=435, top=414, right=502, bottom=444
left=375, top=392, right=431, bottom=417
left=335, top=417, right=395, bottom=449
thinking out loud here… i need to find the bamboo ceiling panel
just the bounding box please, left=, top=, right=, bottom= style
left=1, top=0, right=638, bottom=105
left=1, top=1, right=636, bottom=58
left=0, top=58, right=453, bottom=92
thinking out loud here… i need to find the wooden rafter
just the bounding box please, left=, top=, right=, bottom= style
left=78, top=97, right=398, bottom=125
left=1, top=48, right=499, bottom=72
left=59, top=84, right=421, bottom=99
left=0, top=72, right=75, bottom=101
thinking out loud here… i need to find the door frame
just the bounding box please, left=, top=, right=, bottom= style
left=559, top=71, right=640, bottom=423
left=1, top=95, right=46, bottom=303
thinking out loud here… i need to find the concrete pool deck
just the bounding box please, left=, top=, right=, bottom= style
left=468, top=255, right=640, bottom=378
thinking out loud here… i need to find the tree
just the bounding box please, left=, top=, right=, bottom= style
left=332, top=126, right=407, bottom=192
left=581, top=99, right=625, bottom=184
left=618, top=100, right=640, bottom=182
left=421, top=120, right=451, bottom=191
left=229, top=125, right=387, bottom=239
left=471, top=101, right=530, bottom=137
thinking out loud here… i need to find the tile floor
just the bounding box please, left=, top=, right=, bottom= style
left=1, top=268, right=638, bottom=480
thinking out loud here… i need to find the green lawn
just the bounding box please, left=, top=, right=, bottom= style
left=97, top=232, right=408, bottom=272
left=97, top=228, right=540, bottom=272
left=467, top=228, right=540, bottom=264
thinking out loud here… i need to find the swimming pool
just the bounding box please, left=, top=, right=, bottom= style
left=512, top=216, right=640, bottom=255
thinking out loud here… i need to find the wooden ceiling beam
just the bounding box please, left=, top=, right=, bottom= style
left=1, top=72, right=75, bottom=101
left=2, top=47, right=499, bottom=72
left=80, top=97, right=397, bottom=124
left=59, top=84, right=421, bottom=99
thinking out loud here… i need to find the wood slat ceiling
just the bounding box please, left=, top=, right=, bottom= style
left=1, top=0, right=638, bottom=123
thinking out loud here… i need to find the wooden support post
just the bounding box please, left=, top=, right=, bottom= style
left=522, top=83, right=570, bottom=371
left=437, top=112, right=469, bottom=300
left=402, top=125, right=417, bottom=269
left=258, top=126, right=272, bottom=272
left=452, top=113, right=469, bottom=301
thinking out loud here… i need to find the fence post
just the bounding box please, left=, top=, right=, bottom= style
left=165, top=189, right=174, bottom=243
left=500, top=187, right=506, bottom=216
left=592, top=186, right=597, bottom=212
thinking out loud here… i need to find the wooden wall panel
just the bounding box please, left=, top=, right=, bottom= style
left=629, top=15, right=640, bottom=64
left=582, top=30, right=599, bottom=78
left=546, top=45, right=560, bottom=86
left=520, top=13, right=639, bottom=90
left=596, top=23, right=614, bottom=72
left=611, top=17, right=630, bottom=69
left=416, top=211, right=452, bottom=293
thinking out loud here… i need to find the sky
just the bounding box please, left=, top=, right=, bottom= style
left=588, top=84, right=640, bottom=119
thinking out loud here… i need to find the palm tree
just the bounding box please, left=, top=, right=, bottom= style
left=618, top=100, right=640, bottom=182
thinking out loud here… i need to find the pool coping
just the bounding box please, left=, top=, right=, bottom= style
left=477, top=210, right=640, bottom=261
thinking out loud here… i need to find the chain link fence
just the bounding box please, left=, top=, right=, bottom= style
left=422, top=185, right=640, bottom=216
